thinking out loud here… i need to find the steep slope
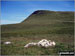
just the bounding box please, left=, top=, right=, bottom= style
left=1, top=10, right=74, bottom=37
left=21, top=10, right=74, bottom=24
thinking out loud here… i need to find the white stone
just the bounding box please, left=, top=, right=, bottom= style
left=52, top=41, right=56, bottom=46
left=24, top=42, right=37, bottom=48
left=37, top=39, right=50, bottom=48
left=24, top=39, right=56, bottom=48
left=4, top=41, right=11, bottom=45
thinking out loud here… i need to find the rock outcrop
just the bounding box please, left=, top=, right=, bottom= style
left=24, top=39, right=56, bottom=48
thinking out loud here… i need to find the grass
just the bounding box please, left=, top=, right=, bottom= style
left=1, top=10, right=74, bottom=55
left=1, top=34, right=74, bottom=55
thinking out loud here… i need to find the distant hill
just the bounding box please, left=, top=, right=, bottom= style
left=1, top=10, right=74, bottom=37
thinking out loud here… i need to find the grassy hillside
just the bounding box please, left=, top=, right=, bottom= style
left=1, top=10, right=74, bottom=55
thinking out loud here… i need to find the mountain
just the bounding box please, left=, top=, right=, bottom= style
left=1, top=10, right=74, bottom=55
left=21, top=10, right=74, bottom=24
left=1, top=10, right=74, bottom=37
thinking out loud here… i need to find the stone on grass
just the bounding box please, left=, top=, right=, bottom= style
left=4, top=41, right=11, bottom=45
left=24, top=39, right=56, bottom=48
left=24, top=42, right=37, bottom=48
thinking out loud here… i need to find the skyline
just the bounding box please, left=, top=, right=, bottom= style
left=1, top=1, right=74, bottom=24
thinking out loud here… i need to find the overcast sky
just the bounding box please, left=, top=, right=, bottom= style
left=1, top=1, right=74, bottom=24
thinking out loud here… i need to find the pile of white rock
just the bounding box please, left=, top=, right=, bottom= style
left=24, top=39, right=56, bottom=48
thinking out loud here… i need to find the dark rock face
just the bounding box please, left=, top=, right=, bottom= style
left=32, top=10, right=46, bottom=14
left=32, top=10, right=55, bottom=15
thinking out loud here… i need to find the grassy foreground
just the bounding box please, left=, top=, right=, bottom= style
left=1, top=34, right=74, bottom=55
left=1, top=35, right=74, bottom=55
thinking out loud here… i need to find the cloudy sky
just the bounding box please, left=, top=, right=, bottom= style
left=1, top=1, right=74, bottom=24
